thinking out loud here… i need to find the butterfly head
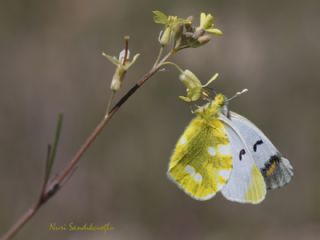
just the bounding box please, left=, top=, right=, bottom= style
left=212, top=93, right=225, bottom=106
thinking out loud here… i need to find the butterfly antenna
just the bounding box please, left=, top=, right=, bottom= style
left=227, top=88, right=248, bottom=102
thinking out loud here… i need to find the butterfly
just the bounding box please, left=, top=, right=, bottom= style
left=168, top=93, right=293, bottom=204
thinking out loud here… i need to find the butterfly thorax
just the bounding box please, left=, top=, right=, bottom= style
left=195, top=94, right=226, bottom=121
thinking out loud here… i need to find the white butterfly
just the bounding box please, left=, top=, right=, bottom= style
left=168, top=91, right=293, bottom=204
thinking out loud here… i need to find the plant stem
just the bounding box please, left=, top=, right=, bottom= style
left=0, top=50, right=173, bottom=240
left=0, top=204, right=40, bottom=240
left=105, top=91, right=115, bottom=118
left=153, top=46, right=164, bottom=68
left=161, top=61, right=184, bottom=73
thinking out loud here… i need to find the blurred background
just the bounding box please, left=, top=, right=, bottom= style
left=0, top=0, right=319, bottom=239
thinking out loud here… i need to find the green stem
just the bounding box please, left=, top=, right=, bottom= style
left=153, top=46, right=164, bottom=68
left=160, top=61, right=184, bottom=73
left=105, top=91, right=115, bottom=118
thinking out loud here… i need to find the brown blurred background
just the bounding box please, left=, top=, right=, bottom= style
left=0, top=0, right=319, bottom=239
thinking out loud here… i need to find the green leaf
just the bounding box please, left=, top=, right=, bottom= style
left=45, top=113, right=64, bottom=183
left=102, top=52, right=121, bottom=66
left=44, top=144, right=52, bottom=183
left=125, top=53, right=140, bottom=69
left=153, top=10, right=168, bottom=24
left=206, top=28, right=223, bottom=35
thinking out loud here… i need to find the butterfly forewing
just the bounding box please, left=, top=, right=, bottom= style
left=168, top=116, right=233, bottom=200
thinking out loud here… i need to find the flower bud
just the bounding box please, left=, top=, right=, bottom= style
left=179, top=70, right=203, bottom=102
left=159, top=27, right=171, bottom=46
left=103, top=46, right=140, bottom=93
left=200, top=13, right=213, bottom=30
left=179, top=70, right=219, bottom=102
left=110, top=65, right=126, bottom=92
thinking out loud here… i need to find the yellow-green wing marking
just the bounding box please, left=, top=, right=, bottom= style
left=168, top=116, right=233, bottom=200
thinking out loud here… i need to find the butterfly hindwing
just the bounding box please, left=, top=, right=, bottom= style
left=219, top=115, right=267, bottom=204
left=168, top=116, right=233, bottom=200
left=228, top=111, right=293, bottom=190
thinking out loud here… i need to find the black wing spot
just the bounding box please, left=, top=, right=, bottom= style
left=261, top=155, right=281, bottom=176
left=239, top=149, right=246, bottom=161
left=253, top=140, right=264, bottom=152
